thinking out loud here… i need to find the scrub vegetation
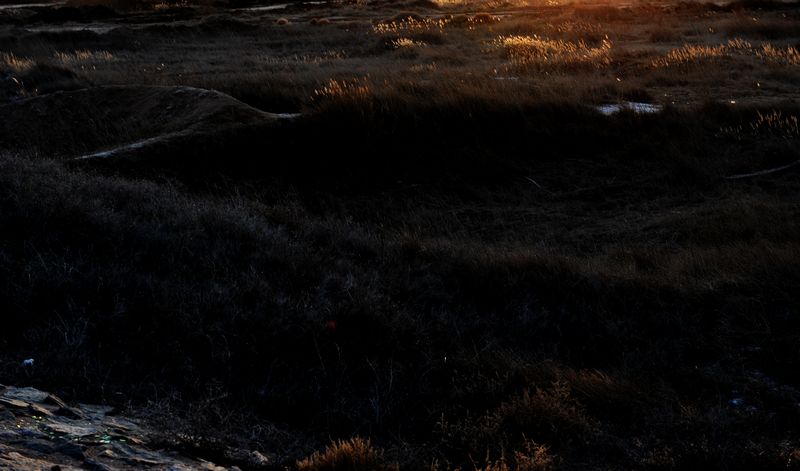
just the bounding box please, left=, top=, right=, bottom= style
left=1, top=0, right=799, bottom=468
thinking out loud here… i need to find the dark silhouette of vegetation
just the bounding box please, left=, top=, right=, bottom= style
left=2, top=99, right=800, bottom=468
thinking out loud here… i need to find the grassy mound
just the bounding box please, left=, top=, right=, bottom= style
left=1, top=102, right=799, bottom=467
left=0, top=85, right=280, bottom=162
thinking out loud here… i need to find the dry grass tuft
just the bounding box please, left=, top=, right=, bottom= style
left=373, top=15, right=450, bottom=34
left=756, top=43, right=800, bottom=66
left=53, top=50, right=115, bottom=70
left=487, top=382, right=594, bottom=445
left=651, top=38, right=799, bottom=68
left=297, top=438, right=397, bottom=471
left=311, top=78, right=373, bottom=105
left=650, top=39, right=749, bottom=68
left=476, top=439, right=556, bottom=471
left=720, top=110, right=800, bottom=140
left=1, top=53, right=36, bottom=73
left=492, top=35, right=613, bottom=71
left=390, top=37, right=427, bottom=49
left=751, top=110, right=800, bottom=138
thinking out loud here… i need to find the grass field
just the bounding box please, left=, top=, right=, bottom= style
left=1, top=0, right=800, bottom=468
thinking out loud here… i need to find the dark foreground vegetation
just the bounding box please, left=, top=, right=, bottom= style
left=1, top=0, right=800, bottom=468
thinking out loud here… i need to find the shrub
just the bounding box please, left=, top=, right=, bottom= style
left=486, top=382, right=595, bottom=446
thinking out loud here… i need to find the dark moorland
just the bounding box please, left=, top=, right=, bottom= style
left=1, top=0, right=800, bottom=468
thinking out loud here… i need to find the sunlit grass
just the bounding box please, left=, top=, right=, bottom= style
left=390, top=37, right=427, bottom=49
left=492, top=34, right=613, bottom=71
left=430, top=0, right=467, bottom=6
left=650, top=40, right=746, bottom=68
left=297, top=437, right=396, bottom=471
left=152, top=0, right=187, bottom=10
left=752, top=110, right=800, bottom=138
left=757, top=43, right=800, bottom=66
left=652, top=38, right=799, bottom=68
left=311, top=78, right=373, bottom=105
left=54, top=50, right=115, bottom=70
left=720, top=110, right=800, bottom=140
left=0, top=52, right=35, bottom=73
left=258, top=50, right=346, bottom=65
left=467, top=12, right=499, bottom=27
left=372, top=15, right=451, bottom=34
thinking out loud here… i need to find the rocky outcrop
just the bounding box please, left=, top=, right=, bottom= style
left=0, top=384, right=239, bottom=470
